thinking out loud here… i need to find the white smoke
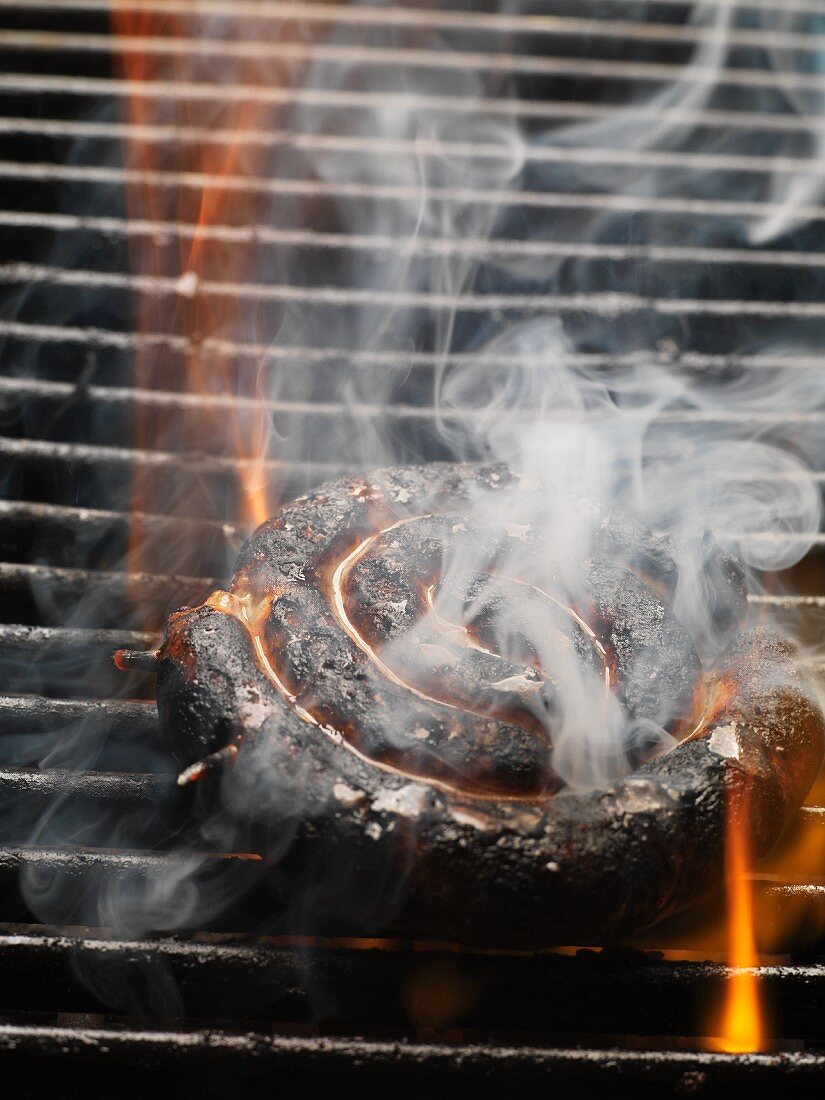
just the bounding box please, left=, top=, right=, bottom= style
left=268, top=0, right=823, bottom=788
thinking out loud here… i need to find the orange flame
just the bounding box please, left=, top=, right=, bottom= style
left=690, top=676, right=767, bottom=1049
left=109, top=6, right=296, bottom=594
left=709, top=787, right=766, bottom=1053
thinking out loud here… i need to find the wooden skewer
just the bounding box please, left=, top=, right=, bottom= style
left=177, top=743, right=240, bottom=787
left=113, top=648, right=159, bottom=671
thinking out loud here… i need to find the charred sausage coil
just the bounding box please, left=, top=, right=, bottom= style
left=155, top=463, right=825, bottom=946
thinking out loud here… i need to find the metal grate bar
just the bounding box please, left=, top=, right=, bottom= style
left=0, top=846, right=256, bottom=875
left=0, top=693, right=158, bottom=736
left=750, top=595, right=825, bottom=608
left=9, top=30, right=825, bottom=94
left=0, top=438, right=341, bottom=521
left=0, top=767, right=170, bottom=797
left=5, top=209, right=825, bottom=270
left=0, top=560, right=214, bottom=628
left=11, top=375, right=825, bottom=432
left=3, top=0, right=825, bottom=52
left=0, top=624, right=158, bottom=698
left=3, top=1024, right=825, bottom=1096
left=0, top=772, right=178, bottom=842
left=0, top=844, right=815, bottom=945
left=0, top=435, right=341, bottom=478
left=0, top=500, right=236, bottom=578
left=8, top=118, right=825, bottom=182
left=0, top=500, right=237, bottom=549
left=0, top=561, right=213, bottom=590
left=0, top=847, right=263, bottom=925
left=0, top=375, right=456, bottom=423
left=0, top=73, right=820, bottom=136
left=0, top=931, right=824, bottom=1038
left=1, top=319, right=823, bottom=375
left=8, top=0, right=825, bottom=28
left=1, top=161, right=820, bottom=224
left=0, top=500, right=236, bottom=539
left=1, top=1024, right=825, bottom=1096
left=9, top=261, right=825, bottom=320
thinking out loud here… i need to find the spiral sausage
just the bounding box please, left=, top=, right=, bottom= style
left=157, top=463, right=824, bottom=945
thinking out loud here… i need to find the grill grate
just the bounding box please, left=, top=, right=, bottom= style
left=2, top=0, right=825, bottom=1093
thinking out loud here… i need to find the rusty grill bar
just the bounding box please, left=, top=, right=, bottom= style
left=2, top=0, right=825, bottom=1093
